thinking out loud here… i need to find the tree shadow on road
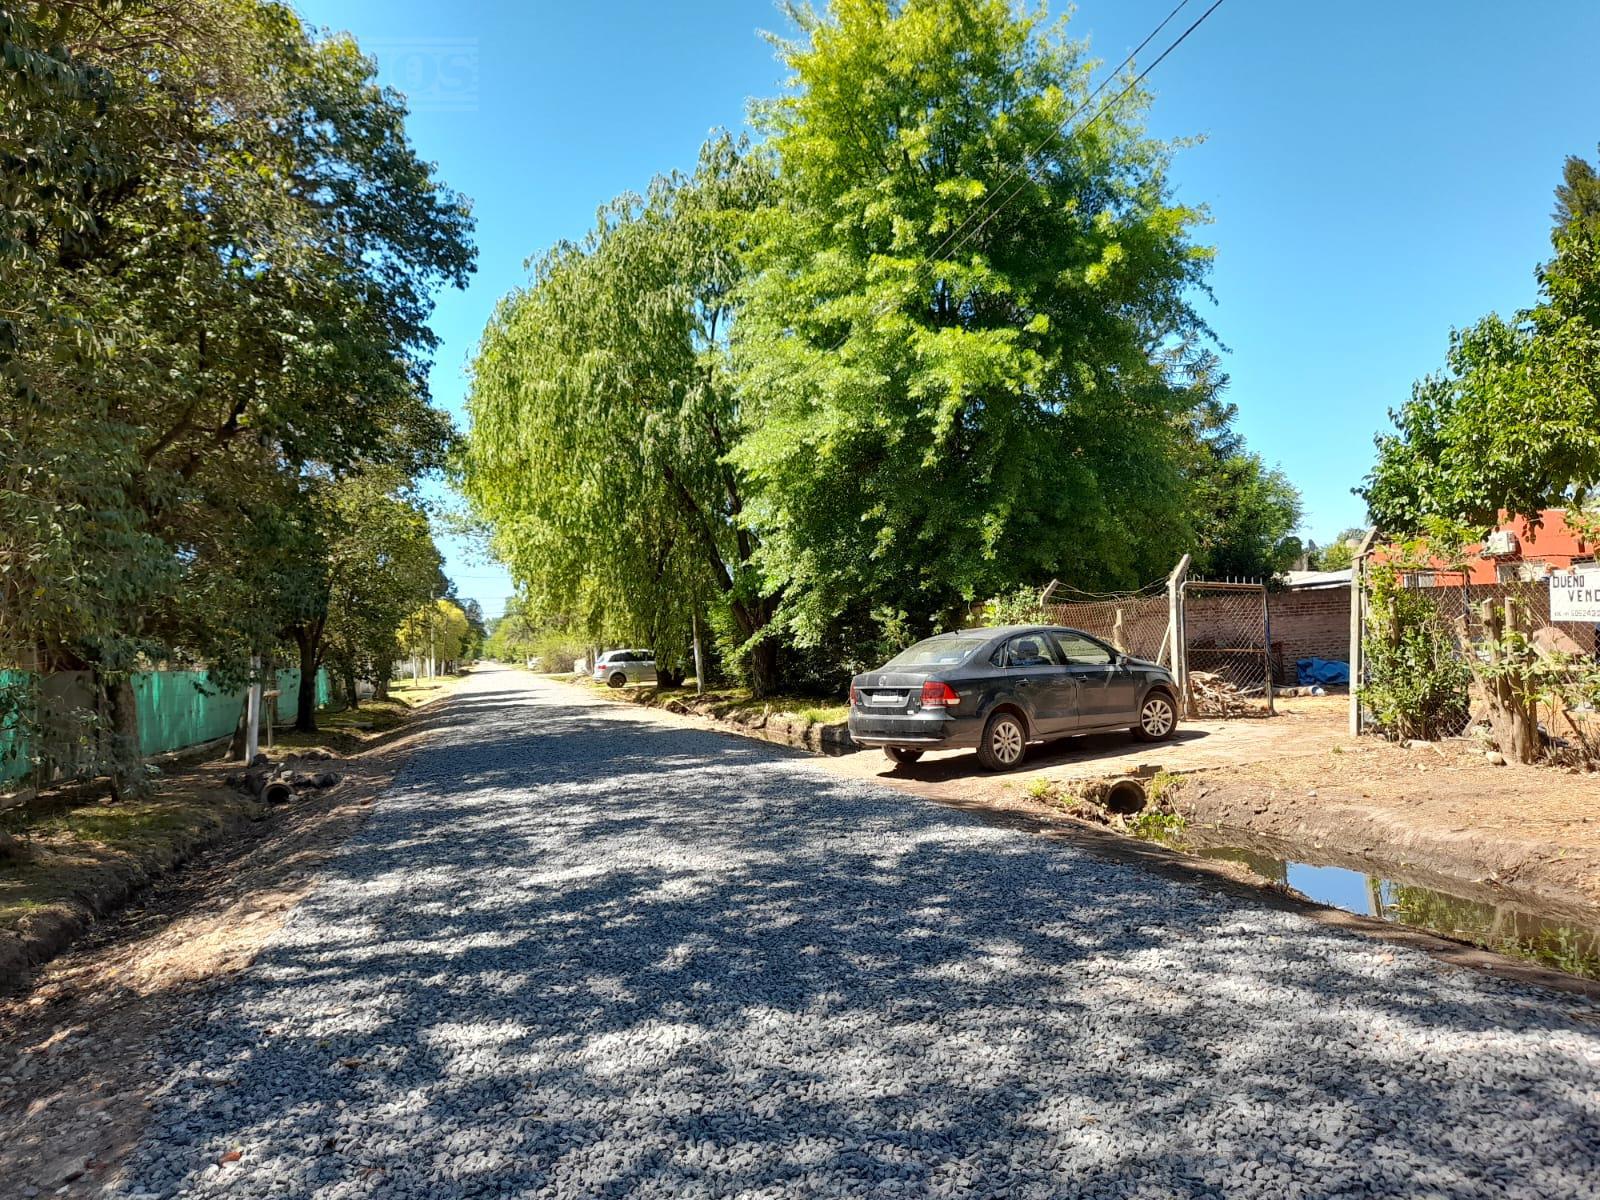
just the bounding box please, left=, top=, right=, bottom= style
left=113, top=683, right=1600, bottom=1199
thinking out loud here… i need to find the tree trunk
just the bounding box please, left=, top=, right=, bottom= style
left=294, top=626, right=321, bottom=732
left=747, top=638, right=779, bottom=699
left=343, top=663, right=360, bottom=711
left=102, top=674, right=148, bottom=801
left=1464, top=598, right=1540, bottom=764
left=227, top=702, right=249, bottom=761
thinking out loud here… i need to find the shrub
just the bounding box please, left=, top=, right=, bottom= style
left=1363, top=563, right=1471, bottom=740
left=529, top=629, right=585, bottom=673
left=985, top=587, right=1050, bottom=627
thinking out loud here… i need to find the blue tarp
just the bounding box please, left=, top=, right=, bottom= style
left=1296, top=657, right=1349, bottom=686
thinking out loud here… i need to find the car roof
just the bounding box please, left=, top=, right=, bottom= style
left=955, top=624, right=1094, bottom=638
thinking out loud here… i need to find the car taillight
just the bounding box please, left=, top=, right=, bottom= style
left=849, top=684, right=858, bottom=707
left=920, top=680, right=960, bottom=708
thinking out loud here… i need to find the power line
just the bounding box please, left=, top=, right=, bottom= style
left=919, top=0, right=1195, bottom=271
left=819, top=0, right=1227, bottom=355
left=942, top=0, right=1228, bottom=264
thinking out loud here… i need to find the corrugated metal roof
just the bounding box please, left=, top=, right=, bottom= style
left=1282, top=568, right=1354, bottom=590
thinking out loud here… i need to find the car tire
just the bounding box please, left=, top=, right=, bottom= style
left=1133, top=690, right=1177, bottom=742
left=884, top=747, right=923, bottom=766
left=976, top=710, right=1027, bottom=771
left=608, top=672, right=626, bottom=689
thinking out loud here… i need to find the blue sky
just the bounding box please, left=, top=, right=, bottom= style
left=299, top=0, right=1600, bottom=619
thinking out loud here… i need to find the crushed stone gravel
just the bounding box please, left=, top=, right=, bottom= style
left=112, top=666, right=1600, bottom=1198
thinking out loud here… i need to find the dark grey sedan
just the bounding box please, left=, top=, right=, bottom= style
left=847, top=625, right=1179, bottom=770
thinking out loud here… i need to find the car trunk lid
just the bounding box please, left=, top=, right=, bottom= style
left=853, top=670, right=933, bottom=714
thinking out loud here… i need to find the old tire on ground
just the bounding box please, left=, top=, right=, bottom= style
left=976, top=710, right=1027, bottom=771
left=1133, top=690, right=1177, bottom=742
left=608, top=672, right=627, bottom=689
left=884, top=747, right=923, bottom=766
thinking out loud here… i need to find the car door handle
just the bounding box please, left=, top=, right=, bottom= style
left=1016, top=677, right=1032, bottom=687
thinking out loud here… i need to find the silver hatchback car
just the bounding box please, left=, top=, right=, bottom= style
left=593, top=649, right=657, bottom=688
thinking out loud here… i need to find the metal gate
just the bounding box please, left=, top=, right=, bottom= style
left=1180, top=580, right=1274, bottom=717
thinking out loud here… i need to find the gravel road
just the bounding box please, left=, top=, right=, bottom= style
left=113, top=665, right=1600, bottom=1199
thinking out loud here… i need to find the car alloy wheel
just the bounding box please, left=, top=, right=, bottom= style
left=1140, top=695, right=1174, bottom=738
left=989, top=716, right=1024, bottom=766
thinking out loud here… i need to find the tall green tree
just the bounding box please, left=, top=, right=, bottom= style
left=1, top=2, right=473, bottom=775
left=731, top=0, right=1219, bottom=647
left=398, top=598, right=470, bottom=672
left=316, top=473, right=442, bottom=715
left=1555, top=146, right=1600, bottom=240
left=1183, top=401, right=1303, bottom=578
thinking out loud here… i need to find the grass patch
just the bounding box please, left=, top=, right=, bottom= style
left=0, top=786, right=263, bottom=973
left=273, top=688, right=441, bottom=755
left=1026, top=777, right=1065, bottom=804
left=1126, top=807, right=1188, bottom=845
left=1144, top=769, right=1184, bottom=807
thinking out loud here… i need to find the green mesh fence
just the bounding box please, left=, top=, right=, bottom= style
left=0, top=666, right=331, bottom=786
left=0, top=669, right=31, bottom=785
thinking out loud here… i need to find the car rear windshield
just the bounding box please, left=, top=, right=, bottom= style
left=883, top=635, right=989, bottom=670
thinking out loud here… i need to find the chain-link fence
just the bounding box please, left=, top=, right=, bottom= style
left=1037, top=566, right=1275, bottom=720
left=1182, top=580, right=1274, bottom=717
left=1041, top=583, right=1171, bottom=664
left=1353, top=556, right=1600, bottom=748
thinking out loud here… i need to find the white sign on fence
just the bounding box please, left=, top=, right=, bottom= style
left=1549, top=568, right=1600, bottom=623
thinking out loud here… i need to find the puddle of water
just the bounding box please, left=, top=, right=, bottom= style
left=1191, top=840, right=1600, bottom=981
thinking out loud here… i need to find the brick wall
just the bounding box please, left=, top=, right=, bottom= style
left=1268, top=586, right=1351, bottom=684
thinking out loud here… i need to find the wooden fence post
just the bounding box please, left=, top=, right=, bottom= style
left=1349, top=527, right=1379, bottom=736
left=1168, top=554, right=1191, bottom=718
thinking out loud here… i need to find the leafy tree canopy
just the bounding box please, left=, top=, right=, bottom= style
left=1182, top=401, right=1303, bottom=579
left=1365, top=150, right=1600, bottom=538
left=461, top=136, right=778, bottom=684
left=732, top=0, right=1222, bottom=643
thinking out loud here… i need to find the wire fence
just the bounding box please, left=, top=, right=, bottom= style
left=1353, top=557, right=1600, bottom=746
left=1040, top=568, right=1275, bottom=719
left=1183, top=580, right=1274, bottom=716
left=1041, top=583, right=1170, bottom=664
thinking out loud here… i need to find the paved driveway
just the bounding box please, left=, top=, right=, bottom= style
left=116, top=666, right=1599, bottom=1199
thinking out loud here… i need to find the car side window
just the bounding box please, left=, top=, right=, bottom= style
left=1000, top=634, right=1061, bottom=669
left=1053, top=632, right=1114, bottom=665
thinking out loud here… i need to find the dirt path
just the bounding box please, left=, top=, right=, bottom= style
left=796, top=692, right=1600, bottom=928
left=1175, top=737, right=1600, bottom=922
left=0, top=695, right=455, bottom=1198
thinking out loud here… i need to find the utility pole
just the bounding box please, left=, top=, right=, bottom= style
left=692, top=612, right=705, bottom=696
left=244, top=655, right=262, bottom=763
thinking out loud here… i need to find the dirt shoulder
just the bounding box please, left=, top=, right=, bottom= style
left=807, top=690, right=1600, bottom=930
left=1176, top=735, right=1600, bottom=923
left=0, top=679, right=460, bottom=1198
left=560, top=675, right=855, bottom=754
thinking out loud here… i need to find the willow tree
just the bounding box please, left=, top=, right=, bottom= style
left=462, top=137, right=783, bottom=690
left=731, top=0, right=1220, bottom=646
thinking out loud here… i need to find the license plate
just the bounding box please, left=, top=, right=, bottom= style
left=869, top=691, right=902, bottom=705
